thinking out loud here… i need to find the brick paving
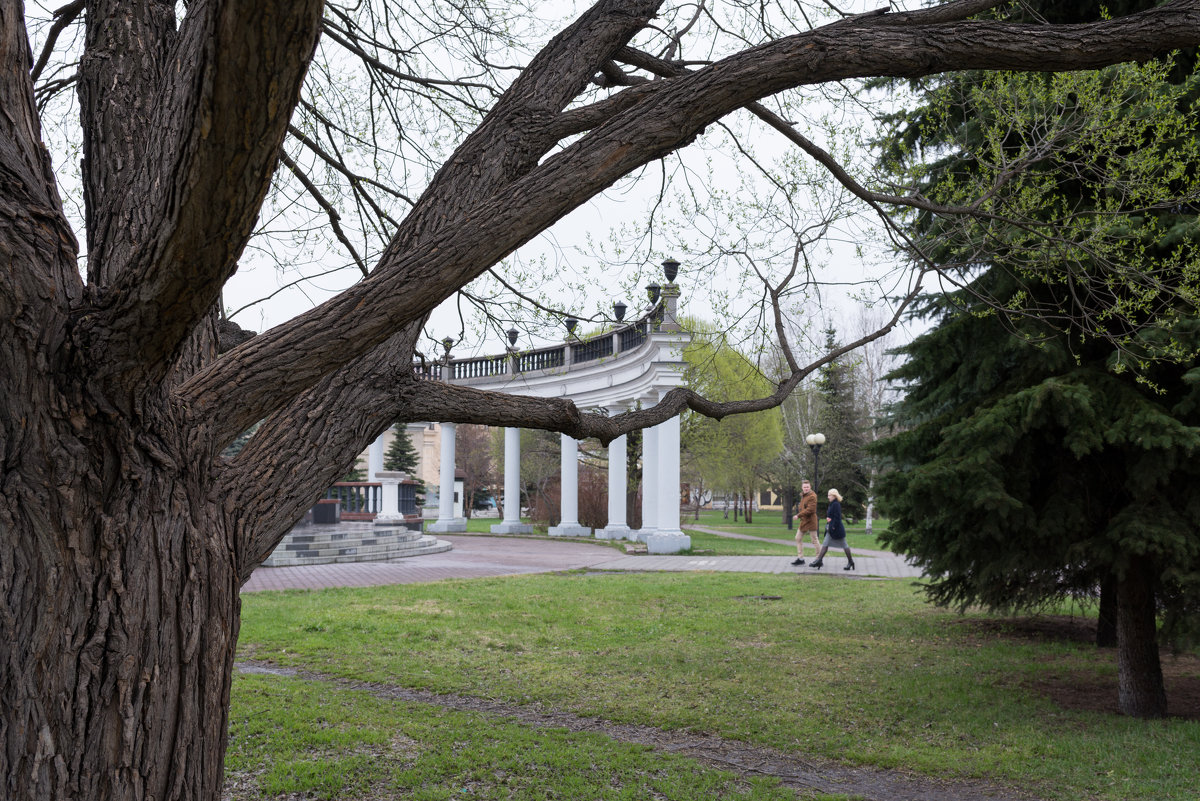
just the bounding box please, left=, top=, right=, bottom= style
left=243, top=532, right=922, bottom=592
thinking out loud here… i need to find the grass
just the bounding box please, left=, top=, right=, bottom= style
left=227, top=673, right=802, bottom=800
left=683, top=509, right=890, bottom=553
left=234, top=572, right=1200, bottom=801
left=680, top=529, right=796, bottom=555
left=458, top=510, right=890, bottom=554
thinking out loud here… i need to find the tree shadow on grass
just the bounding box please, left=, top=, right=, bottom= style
left=959, top=616, right=1200, bottom=721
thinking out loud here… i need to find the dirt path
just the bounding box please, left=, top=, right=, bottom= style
left=236, top=660, right=1042, bottom=801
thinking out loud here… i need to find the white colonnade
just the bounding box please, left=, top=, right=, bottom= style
left=409, top=263, right=691, bottom=552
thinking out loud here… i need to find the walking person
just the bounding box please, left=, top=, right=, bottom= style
left=810, top=488, right=855, bottom=571
left=791, top=480, right=820, bottom=566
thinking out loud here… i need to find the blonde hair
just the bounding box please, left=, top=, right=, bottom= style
left=827, top=488, right=843, bottom=502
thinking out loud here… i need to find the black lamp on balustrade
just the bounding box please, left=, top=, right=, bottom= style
left=662, top=258, right=680, bottom=283
left=565, top=317, right=578, bottom=338
left=613, top=301, right=627, bottom=322
left=441, top=336, right=454, bottom=363
left=506, top=328, right=519, bottom=348
left=646, top=283, right=661, bottom=304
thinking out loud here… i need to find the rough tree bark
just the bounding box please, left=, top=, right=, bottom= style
left=1116, top=560, right=1168, bottom=718
left=4, top=1, right=1200, bottom=798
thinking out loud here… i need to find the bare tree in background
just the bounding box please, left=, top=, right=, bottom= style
left=5, top=1, right=1200, bottom=798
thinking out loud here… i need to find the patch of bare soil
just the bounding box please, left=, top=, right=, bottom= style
left=957, top=616, right=1200, bottom=720
left=236, top=661, right=1042, bottom=801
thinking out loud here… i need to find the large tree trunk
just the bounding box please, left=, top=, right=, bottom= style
left=1, top=393, right=241, bottom=800
left=1116, top=560, right=1167, bottom=718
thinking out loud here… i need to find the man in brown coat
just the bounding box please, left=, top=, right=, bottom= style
left=792, top=480, right=819, bottom=566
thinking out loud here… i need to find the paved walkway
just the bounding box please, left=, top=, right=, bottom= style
left=243, top=531, right=922, bottom=592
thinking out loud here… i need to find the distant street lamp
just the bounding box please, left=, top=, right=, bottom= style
left=806, top=432, right=826, bottom=493
left=565, top=317, right=579, bottom=337
left=613, top=301, right=627, bottom=322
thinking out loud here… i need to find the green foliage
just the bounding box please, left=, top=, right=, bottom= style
left=813, top=327, right=868, bottom=514
left=383, top=424, right=420, bottom=474
left=881, top=52, right=1200, bottom=363
left=873, top=3, right=1200, bottom=660
left=682, top=328, right=782, bottom=500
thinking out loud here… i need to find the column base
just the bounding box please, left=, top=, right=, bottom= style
left=595, top=524, right=631, bottom=540
left=428, top=518, right=467, bottom=533
left=645, top=531, right=691, bottom=554
left=548, top=523, right=591, bottom=537
left=627, top=528, right=655, bottom=543
left=374, top=513, right=405, bottom=526
left=490, top=521, right=533, bottom=534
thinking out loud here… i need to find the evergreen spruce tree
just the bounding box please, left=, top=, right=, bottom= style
left=814, top=327, right=868, bottom=516
left=874, top=1, right=1200, bottom=718
left=384, top=424, right=421, bottom=474
left=384, top=424, right=425, bottom=506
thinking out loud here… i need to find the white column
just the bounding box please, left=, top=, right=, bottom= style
left=368, top=433, right=385, bottom=480
left=635, top=422, right=658, bottom=543
left=492, top=427, right=532, bottom=534
left=549, top=434, right=590, bottom=537
left=429, top=422, right=466, bottom=532
left=597, top=407, right=630, bottom=540
left=374, top=470, right=404, bottom=526
left=645, top=400, right=689, bottom=554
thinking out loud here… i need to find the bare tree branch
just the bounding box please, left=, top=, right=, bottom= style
left=184, top=2, right=1200, bottom=448
left=279, top=150, right=370, bottom=278
left=30, top=0, right=84, bottom=83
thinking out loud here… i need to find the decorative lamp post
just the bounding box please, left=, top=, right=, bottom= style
left=646, top=283, right=661, bottom=304
left=613, top=301, right=627, bottom=322
left=805, top=432, right=826, bottom=493
left=565, top=317, right=578, bottom=337
left=662, top=258, right=680, bottom=283
left=506, top=328, right=519, bottom=348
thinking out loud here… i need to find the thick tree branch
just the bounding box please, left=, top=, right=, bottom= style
left=182, top=1, right=1200, bottom=447
left=188, top=0, right=666, bottom=445
left=75, top=0, right=324, bottom=391
left=0, top=0, right=79, bottom=300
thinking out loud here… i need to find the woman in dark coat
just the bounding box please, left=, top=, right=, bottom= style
left=810, top=488, right=855, bottom=571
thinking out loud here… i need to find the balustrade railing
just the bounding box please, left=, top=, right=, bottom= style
left=452, top=354, right=509, bottom=380
left=514, top=345, right=565, bottom=373
left=571, top=334, right=614, bottom=363
left=326, top=480, right=423, bottom=520
left=618, top=321, right=648, bottom=351
left=326, top=482, right=380, bottom=520
left=411, top=306, right=661, bottom=381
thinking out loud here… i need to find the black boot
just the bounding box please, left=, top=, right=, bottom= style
left=843, top=560, right=855, bottom=571
left=810, top=559, right=823, bottom=569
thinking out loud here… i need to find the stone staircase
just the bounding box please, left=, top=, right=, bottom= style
left=262, top=520, right=452, bottom=567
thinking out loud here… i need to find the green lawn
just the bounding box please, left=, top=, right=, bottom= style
left=458, top=510, right=891, bottom=555
left=233, top=572, right=1200, bottom=801
left=683, top=509, right=891, bottom=553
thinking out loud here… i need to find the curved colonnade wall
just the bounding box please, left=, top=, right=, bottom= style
left=367, top=283, right=693, bottom=554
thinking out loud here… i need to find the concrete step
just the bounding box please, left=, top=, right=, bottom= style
left=262, top=537, right=452, bottom=567
left=280, top=529, right=424, bottom=550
